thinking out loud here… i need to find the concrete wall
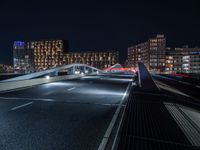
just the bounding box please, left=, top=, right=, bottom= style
left=0, top=74, right=82, bottom=92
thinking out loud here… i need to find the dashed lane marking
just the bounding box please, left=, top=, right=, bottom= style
left=67, top=87, right=76, bottom=91
left=11, top=101, right=33, bottom=111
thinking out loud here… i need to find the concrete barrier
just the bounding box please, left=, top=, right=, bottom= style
left=0, top=74, right=82, bottom=92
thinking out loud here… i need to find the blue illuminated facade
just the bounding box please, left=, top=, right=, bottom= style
left=13, top=41, right=34, bottom=73
left=191, top=52, right=200, bottom=55
left=14, top=41, right=25, bottom=47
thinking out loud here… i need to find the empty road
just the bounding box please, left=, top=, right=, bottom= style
left=0, top=75, right=133, bottom=150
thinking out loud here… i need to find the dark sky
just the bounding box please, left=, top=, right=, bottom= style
left=0, top=0, right=200, bottom=64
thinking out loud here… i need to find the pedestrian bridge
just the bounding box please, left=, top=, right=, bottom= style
left=0, top=62, right=151, bottom=94
left=3, top=63, right=103, bottom=82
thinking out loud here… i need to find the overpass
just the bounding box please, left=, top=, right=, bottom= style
left=0, top=63, right=199, bottom=150
left=3, top=63, right=102, bottom=82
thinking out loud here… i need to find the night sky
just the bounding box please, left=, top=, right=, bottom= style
left=0, top=0, right=200, bottom=64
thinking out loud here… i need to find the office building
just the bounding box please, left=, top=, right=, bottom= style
left=63, top=51, right=118, bottom=69
left=13, top=41, right=33, bottom=73
left=29, top=40, right=68, bottom=70
left=128, top=34, right=166, bottom=72
left=165, top=46, right=200, bottom=74
left=14, top=39, right=118, bottom=71
left=13, top=40, right=69, bottom=72
left=128, top=42, right=148, bottom=68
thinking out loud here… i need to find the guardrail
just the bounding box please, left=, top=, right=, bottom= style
left=0, top=74, right=82, bottom=92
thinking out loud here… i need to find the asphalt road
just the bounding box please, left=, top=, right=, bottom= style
left=0, top=75, right=133, bottom=150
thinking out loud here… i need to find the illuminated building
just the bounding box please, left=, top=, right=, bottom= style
left=128, top=34, right=166, bottom=72
left=13, top=40, right=69, bottom=72
left=14, top=39, right=118, bottom=71
left=0, top=64, right=13, bottom=73
left=13, top=41, right=33, bottom=73
left=63, top=51, right=118, bottom=69
left=29, top=40, right=69, bottom=70
left=165, top=46, right=200, bottom=74
left=128, top=42, right=148, bottom=68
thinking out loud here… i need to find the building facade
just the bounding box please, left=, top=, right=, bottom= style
left=13, top=40, right=69, bottom=72
left=165, top=47, right=200, bottom=74
left=0, top=64, right=13, bottom=73
left=14, top=40, right=118, bottom=72
left=29, top=40, right=68, bottom=70
left=148, top=35, right=166, bottom=72
left=63, top=51, right=118, bottom=69
left=128, top=42, right=148, bottom=68
left=128, top=34, right=166, bottom=72
left=13, top=41, right=33, bottom=73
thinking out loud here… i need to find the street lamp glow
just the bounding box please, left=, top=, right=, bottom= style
left=46, top=75, right=50, bottom=79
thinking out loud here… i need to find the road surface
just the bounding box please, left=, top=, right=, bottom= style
left=0, top=75, right=133, bottom=150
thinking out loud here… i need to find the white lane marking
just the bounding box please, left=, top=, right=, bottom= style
left=165, top=103, right=200, bottom=146
left=11, top=101, right=33, bottom=111
left=67, top=87, right=76, bottom=91
left=98, top=82, right=132, bottom=150
left=111, top=101, right=128, bottom=150
left=0, top=97, right=55, bottom=102
left=179, top=106, right=200, bottom=129
left=111, top=82, right=137, bottom=150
